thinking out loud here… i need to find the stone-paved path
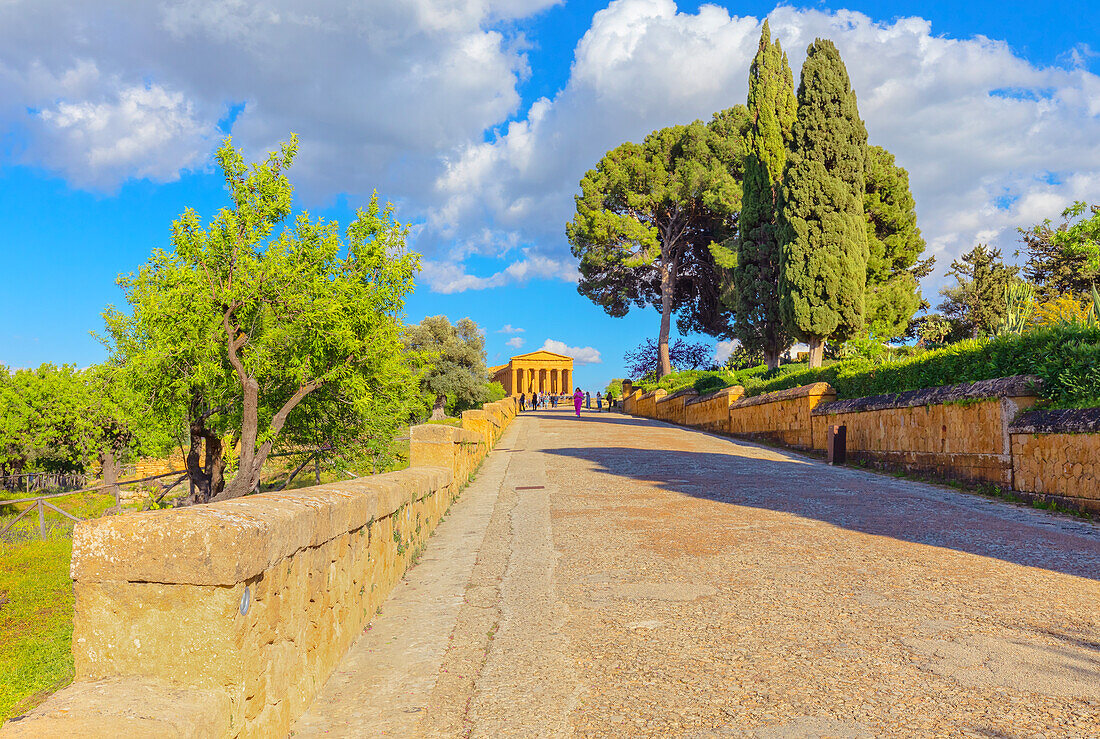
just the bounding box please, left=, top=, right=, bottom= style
left=294, top=409, right=1100, bottom=738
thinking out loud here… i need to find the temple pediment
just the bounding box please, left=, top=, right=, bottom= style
left=510, top=350, right=573, bottom=362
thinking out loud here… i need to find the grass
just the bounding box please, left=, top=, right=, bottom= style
left=0, top=535, right=75, bottom=722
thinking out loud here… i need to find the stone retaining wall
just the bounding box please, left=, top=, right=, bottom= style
left=727, top=382, right=836, bottom=449
left=634, top=389, right=667, bottom=419
left=2, top=399, right=517, bottom=738
left=655, top=388, right=697, bottom=424
left=811, top=376, right=1040, bottom=486
left=1009, top=408, right=1100, bottom=514
left=683, top=386, right=744, bottom=432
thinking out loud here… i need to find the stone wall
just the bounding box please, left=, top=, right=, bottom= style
left=655, top=388, right=697, bottom=425
left=811, top=376, right=1040, bottom=486
left=634, top=389, right=667, bottom=419
left=727, top=382, right=836, bottom=449
left=2, top=399, right=517, bottom=738
left=1009, top=408, right=1100, bottom=514
left=683, top=386, right=744, bottom=432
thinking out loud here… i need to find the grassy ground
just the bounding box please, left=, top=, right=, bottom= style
left=0, top=534, right=75, bottom=722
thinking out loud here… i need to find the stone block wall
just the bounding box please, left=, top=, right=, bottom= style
left=622, top=389, right=643, bottom=415
left=655, top=388, right=697, bottom=424
left=634, top=389, right=667, bottom=419
left=727, top=382, right=836, bottom=449
left=3, top=398, right=516, bottom=739
left=683, top=386, right=745, bottom=432
left=810, top=376, right=1039, bottom=486
left=1009, top=408, right=1100, bottom=514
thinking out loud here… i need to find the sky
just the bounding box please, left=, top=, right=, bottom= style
left=1, top=0, right=1098, bottom=391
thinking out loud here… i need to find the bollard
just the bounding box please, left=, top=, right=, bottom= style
left=827, top=424, right=847, bottom=465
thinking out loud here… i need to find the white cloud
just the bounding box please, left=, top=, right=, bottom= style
left=714, top=339, right=738, bottom=365
left=498, top=324, right=525, bottom=333
left=419, top=251, right=578, bottom=293
left=506, top=336, right=525, bottom=348
left=2, top=0, right=1099, bottom=297
left=541, top=339, right=601, bottom=364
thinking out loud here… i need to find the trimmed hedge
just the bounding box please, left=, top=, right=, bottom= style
left=637, top=326, right=1100, bottom=409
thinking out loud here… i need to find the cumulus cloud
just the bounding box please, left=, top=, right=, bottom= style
left=541, top=339, right=601, bottom=364
left=714, top=339, right=738, bottom=366
left=506, top=336, right=525, bottom=348
left=433, top=0, right=1100, bottom=293
left=499, top=324, right=525, bottom=333
left=3, top=0, right=1099, bottom=296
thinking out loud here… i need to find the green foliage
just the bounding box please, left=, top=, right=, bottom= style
left=996, top=282, right=1035, bottom=336
left=738, top=325, right=1100, bottom=408
left=485, top=381, right=506, bottom=403
left=567, top=108, right=750, bottom=376
left=103, top=135, right=421, bottom=502
left=0, top=364, right=158, bottom=476
left=863, top=145, right=933, bottom=340
left=729, top=20, right=796, bottom=366
left=1021, top=201, right=1100, bottom=299
left=938, top=244, right=1018, bottom=339
left=778, top=39, right=869, bottom=351
left=604, top=378, right=624, bottom=400
left=404, top=316, right=493, bottom=419
left=916, top=314, right=952, bottom=346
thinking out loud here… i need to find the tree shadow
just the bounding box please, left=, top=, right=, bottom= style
left=541, top=425, right=1100, bottom=582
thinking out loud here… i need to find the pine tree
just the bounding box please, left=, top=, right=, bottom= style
left=778, top=39, right=868, bottom=367
left=729, top=20, right=796, bottom=370
left=939, top=244, right=1018, bottom=338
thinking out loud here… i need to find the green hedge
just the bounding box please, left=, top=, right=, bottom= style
left=637, top=326, right=1100, bottom=409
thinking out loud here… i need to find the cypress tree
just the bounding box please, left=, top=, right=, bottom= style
left=732, top=20, right=796, bottom=370
left=778, top=39, right=868, bottom=367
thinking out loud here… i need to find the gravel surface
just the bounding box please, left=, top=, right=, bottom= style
left=301, top=409, right=1100, bottom=737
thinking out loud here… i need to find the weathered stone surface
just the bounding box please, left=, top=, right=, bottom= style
left=683, top=386, right=744, bottom=432
left=813, top=375, right=1042, bottom=416
left=727, top=383, right=836, bottom=448
left=1011, top=431, right=1100, bottom=511
left=1009, top=406, right=1100, bottom=434
left=0, top=678, right=231, bottom=738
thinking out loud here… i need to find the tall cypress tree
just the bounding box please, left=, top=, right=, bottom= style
left=732, top=20, right=796, bottom=369
left=778, top=39, right=868, bottom=367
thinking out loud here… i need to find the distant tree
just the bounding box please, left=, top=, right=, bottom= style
left=624, top=337, right=713, bottom=378
left=1021, top=201, right=1100, bottom=299
left=104, top=136, right=420, bottom=504
left=938, top=244, right=1018, bottom=338
left=568, top=110, right=749, bottom=378
left=404, top=316, right=492, bottom=420
left=863, top=145, right=934, bottom=340
left=778, top=39, right=869, bottom=367
left=915, top=314, right=952, bottom=347
left=719, top=20, right=796, bottom=370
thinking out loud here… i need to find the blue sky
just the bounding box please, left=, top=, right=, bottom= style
left=1, top=0, right=1098, bottom=391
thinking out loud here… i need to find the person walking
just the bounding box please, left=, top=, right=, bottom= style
left=596, top=391, right=602, bottom=412
left=518, top=392, right=525, bottom=412
left=573, top=387, right=583, bottom=417
left=585, top=391, right=591, bottom=409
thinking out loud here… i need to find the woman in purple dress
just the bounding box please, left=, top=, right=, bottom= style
left=573, top=387, right=583, bottom=417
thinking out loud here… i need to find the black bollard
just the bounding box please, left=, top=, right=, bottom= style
left=827, top=424, right=847, bottom=465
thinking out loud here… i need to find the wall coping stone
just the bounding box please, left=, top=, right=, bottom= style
left=69, top=466, right=454, bottom=586
left=731, top=382, right=835, bottom=410
left=812, top=375, right=1041, bottom=416
left=658, top=387, right=698, bottom=403
left=1010, top=406, right=1100, bottom=434
left=685, top=385, right=744, bottom=406
left=639, top=388, right=668, bottom=400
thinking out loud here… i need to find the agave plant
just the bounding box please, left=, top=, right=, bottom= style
left=997, top=281, right=1035, bottom=336
left=1088, top=284, right=1100, bottom=327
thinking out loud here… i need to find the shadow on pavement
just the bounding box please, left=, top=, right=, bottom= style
left=539, top=415, right=1100, bottom=582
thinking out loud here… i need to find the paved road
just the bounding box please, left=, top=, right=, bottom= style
left=294, top=409, right=1100, bottom=737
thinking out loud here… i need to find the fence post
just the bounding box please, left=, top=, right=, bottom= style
left=38, top=500, right=46, bottom=539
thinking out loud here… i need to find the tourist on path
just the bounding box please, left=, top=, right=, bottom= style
left=573, top=387, right=583, bottom=417
left=518, top=392, right=525, bottom=412
left=596, top=391, right=602, bottom=412
left=585, top=391, right=591, bottom=409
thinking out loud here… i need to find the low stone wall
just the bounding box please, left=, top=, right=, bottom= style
left=683, top=386, right=745, bottom=432
left=655, top=388, right=697, bottom=424
left=634, top=389, right=667, bottom=419
left=622, top=389, right=643, bottom=416
left=1009, top=408, right=1100, bottom=514
left=3, top=399, right=516, bottom=738
left=811, top=376, right=1039, bottom=486
left=727, top=382, right=836, bottom=449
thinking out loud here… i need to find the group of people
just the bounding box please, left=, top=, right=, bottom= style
left=517, top=389, right=609, bottom=417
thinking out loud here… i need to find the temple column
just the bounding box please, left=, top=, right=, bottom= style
left=563, top=368, right=571, bottom=393
left=511, top=367, right=518, bottom=395
left=551, top=368, right=559, bottom=394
